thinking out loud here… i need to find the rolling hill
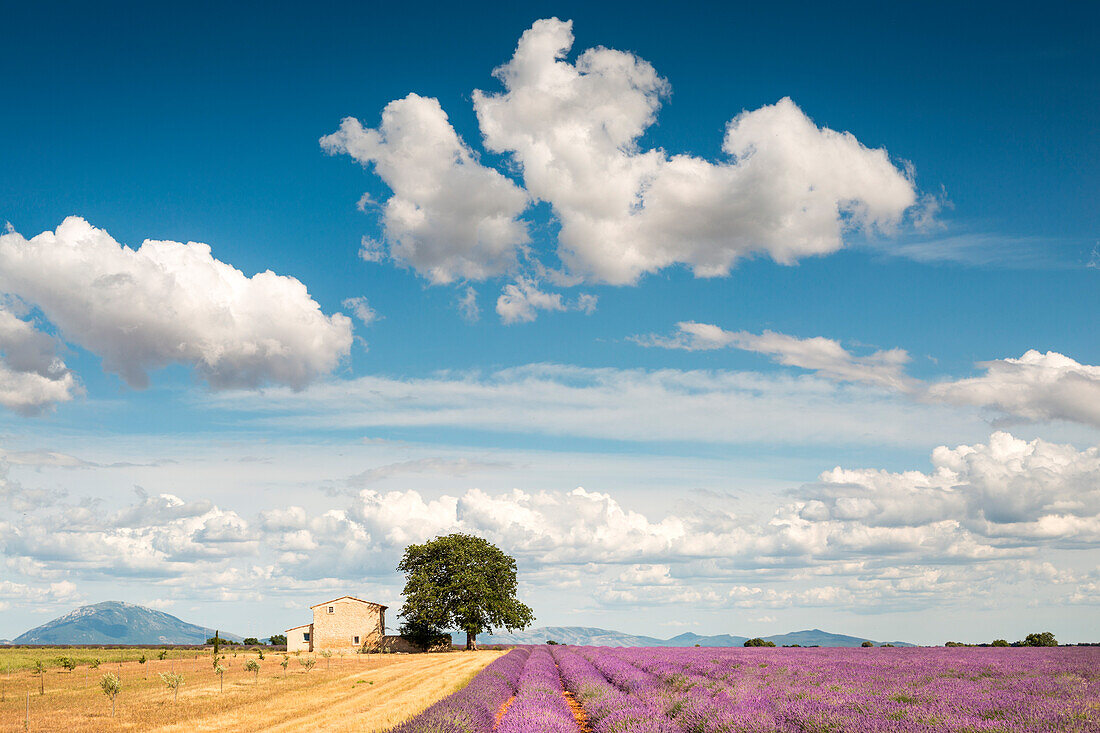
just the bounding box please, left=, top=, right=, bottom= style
left=12, top=601, right=240, bottom=645
left=480, top=626, right=914, bottom=647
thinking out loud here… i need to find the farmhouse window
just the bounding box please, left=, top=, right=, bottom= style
left=353, top=636, right=360, bottom=644
left=328, top=606, right=334, bottom=614
left=303, top=632, right=310, bottom=642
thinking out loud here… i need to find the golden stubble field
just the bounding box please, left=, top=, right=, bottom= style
left=0, top=647, right=504, bottom=731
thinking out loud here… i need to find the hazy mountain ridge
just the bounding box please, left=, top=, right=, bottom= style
left=481, top=625, right=915, bottom=647
left=13, top=602, right=241, bottom=645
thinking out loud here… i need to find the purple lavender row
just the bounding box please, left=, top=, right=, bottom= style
left=387, top=646, right=532, bottom=733
left=552, top=645, right=683, bottom=733
left=606, top=645, right=788, bottom=732
left=612, top=646, right=1100, bottom=733
left=495, top=646, right=578, bottom=733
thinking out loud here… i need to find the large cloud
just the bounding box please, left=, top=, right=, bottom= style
left=2, top=432, right=1097, bottom=617
left=326, top=19, right=920, bottom=291
left=200, top=432, right=1100, bottom=598
left=0, top=217, right=353, bottom=392
left=321, top=93, right=530, bottom=284
left=0, top=305, right=78, bottom=415
left=473, top=18, right=917, bottom=284
left=808, top=432, right=1100, bottom=543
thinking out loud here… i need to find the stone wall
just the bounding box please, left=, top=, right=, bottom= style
left=376, top=633, right=452, bottom=653
left=311, top=598, right=384, bottom=652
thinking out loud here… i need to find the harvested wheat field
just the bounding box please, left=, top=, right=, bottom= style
left=0, top=649, right=504, bottom=732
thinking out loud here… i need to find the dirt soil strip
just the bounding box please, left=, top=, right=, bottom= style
left=563, top=690, right=592, bottom=733
left=494, top=695, right=515, bottom=727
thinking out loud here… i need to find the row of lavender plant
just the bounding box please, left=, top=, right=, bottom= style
left=387, top=646, right=531, bottom=733
left=551, top=644, right=683, bottom=733
left=495, top=646, right=577, bottom=732
left=611, top=646, right=1100, bottom=732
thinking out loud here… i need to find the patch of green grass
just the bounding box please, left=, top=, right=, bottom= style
left=890, top=692, right=920, bottom=704
left=0, top=647, right=201, bottom=672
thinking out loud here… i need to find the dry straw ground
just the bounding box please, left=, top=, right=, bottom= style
left=0, top=647, right=503, bottom=731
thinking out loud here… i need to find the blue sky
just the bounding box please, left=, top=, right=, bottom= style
left=0, top=1, right=1097, bottom=644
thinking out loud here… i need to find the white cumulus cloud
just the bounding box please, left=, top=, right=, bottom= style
left=0, top=305, right=79, bottom=415
left=341, top=296, right=379, bottom=328
left=321, top=93, right=530, bottom=284
left=496, top=278, right=566, bottom=324
left=473, top=18, right=918, bottom=284
left=928, top=350, right=1100, bottom=428
left=496, top=278, right=598, bottom=324
left=0, top=217, right=353, bottom=393
left=325, top=18, right=921, bottom=298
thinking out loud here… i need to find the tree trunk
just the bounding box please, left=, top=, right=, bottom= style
left=465, top=632, right=477, bottom=651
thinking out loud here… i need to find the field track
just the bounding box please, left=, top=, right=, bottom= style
left=0, top=649, right=503, bottom=732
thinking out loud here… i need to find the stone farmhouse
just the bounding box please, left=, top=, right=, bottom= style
left=286, top=595, right=387, bottom=653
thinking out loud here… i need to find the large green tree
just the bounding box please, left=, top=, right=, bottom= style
left=1022, top=631, right=1058, bottom=647
left=397, top=533, right=534, bottom=650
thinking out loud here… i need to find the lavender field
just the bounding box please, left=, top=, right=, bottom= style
left=391, top=645, right=1100, bottom=732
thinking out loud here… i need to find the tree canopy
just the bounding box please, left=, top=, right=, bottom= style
left=1023, top=631, right=1058, bottom=647
left=397, top=533, right=534, bottom=650
left=744, top=638, right=775, bottom=647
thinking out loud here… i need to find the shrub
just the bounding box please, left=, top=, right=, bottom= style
left=157, top=650, right=168, bottom=660
left=744, top=638, right=775, bottom=647
left=32, top=660, right=45, bottom=694
left=89, top=659, right=101, bottom=670
left=245, top=658, right=260, bottom=683
left=57, top=657, right=78, bottom=672
left=320, top=649, right=333, bottom=668
left=945, top=641, right=965, bottom=647
left=257, top=649, right=265, bottom=660
left=100, top=673, right=121, bottom=716
left=881, top=643, right=895, bottom=647
left=269, top=634, right=287, bottom=646
left=159, top=672, right=184, bottom=703
left=991, top=639, right=1009, bottom=647
left=214, top=663, right=226, bottom=693
left=299, top=657, right=316, bottom=672
left=138, top=654, right=147, bottom=665
left=861, top=641, right=874, bottom=648
left=280, top=655, right=290, bottom=676
left=242, top=637, right=260, bottom=646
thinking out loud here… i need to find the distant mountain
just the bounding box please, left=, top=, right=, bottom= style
left=13, top=601, right=240, bottom=645
left=762, top=629, right=915, bottom=648
left=666, top=632, right=750, bottom=647
left=480, top=626, right=914, bottom=648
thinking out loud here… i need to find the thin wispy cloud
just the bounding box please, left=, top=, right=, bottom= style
left=636, top=323, right=1100, bottom=429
